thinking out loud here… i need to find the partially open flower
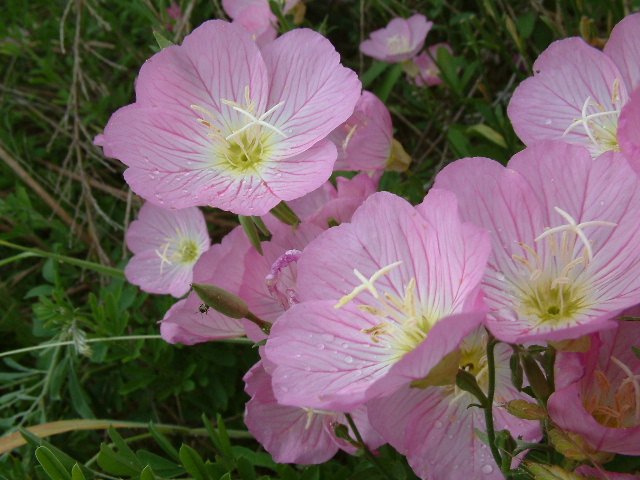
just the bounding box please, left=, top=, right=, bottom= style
left=359, top=14, right=432, bottom=63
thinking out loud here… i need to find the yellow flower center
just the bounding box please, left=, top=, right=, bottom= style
left=191, top=86, right=286, bottom=173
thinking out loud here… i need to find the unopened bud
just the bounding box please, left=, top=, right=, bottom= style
left=331, top=422, right=359, bottom=448
left=495, top=430, right=517, bottom=457
left=455, top=368, right=488, bottom=408
left=525, top=463, right=581, bottom=480
left=547, top=429, right=614, bottom=463
left=505, top=399, right=547, bottom=421
left=520, top=353, right=551, bottom=403
left=191, top=283, right=249, bottom=319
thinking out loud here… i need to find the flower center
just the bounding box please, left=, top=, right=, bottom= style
left=446, top=330, right=490, bottom=404
left=191, top=86, right=286, bottom=173
left=155, top=232, right=201, bottom=272
left=386, top=34, right=411, bottom=54
left=334, top=261, right=439, bottom=361
left=510, top=207, right=616, bottom=325
left=563, top=78, right=623, bottom=156
left=585, top=356, right=640, bottom=429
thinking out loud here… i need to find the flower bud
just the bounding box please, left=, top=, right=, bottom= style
left=455, top=368, right=488, bottom=408
left=505, top=399, right=547, bottom=421
left=190, top=283, right=249, bottom=319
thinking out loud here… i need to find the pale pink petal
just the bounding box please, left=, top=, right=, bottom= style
left=125, top=251, right=193, bottom=297
left=135, top=20, right=268, bottom=118
left=243, top=362, right=340, bottom=464
left=330, top=91, right=393, bottom=172
left=160, top=293, right=246, bottom=343
left=266, top=300, right=397, bottom=411
left=410, top=43, right=452, bottom=87
left=619, top=88, right=640, bottom=174
left=260, top=29, right=362, bottom=156
left=360, top=14, right=433, bottom=63
left=257, top=139, right=337, bottom=202
left=508, top=38, right=628, bottom=156
left=604, top=13, right=640, bottom=91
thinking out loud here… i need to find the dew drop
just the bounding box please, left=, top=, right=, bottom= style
left=316, top=343, right=325, bottom=350
left=344, top=355, right=353, bottom=364
left=599, top=201, right=604, bottom=206
left=341, top=343, right=348, bottom=349
left=354, top=370, right=362, bottom=376
left=481, top=464, right=493, bottom=475
left=304, top=366, right=310, bottom=372
left=149, top=174, right=155, bottom=180
left=544, top=119, right=552, bottom=125
left=434, top=420, right=443, bottom=429
left=152, top=168, right=160, bottom=175
left=497, top=227, right=503, bottom=232
left=294, top=354, right=301, bottom=358
left=550, top=178, right=555, bottom=182
left=280, top=385, right=289, bottom=393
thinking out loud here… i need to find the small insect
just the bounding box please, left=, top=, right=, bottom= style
left=198, top=303, right=210, bottom=315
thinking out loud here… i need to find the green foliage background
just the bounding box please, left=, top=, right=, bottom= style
left=1, top=0, right=639, bottom=479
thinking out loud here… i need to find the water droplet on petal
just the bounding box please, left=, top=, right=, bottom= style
left=481, top=464, right=493, bottom=475
left=304, top=366, right=310, bottom=372
left=344, top=355, right=353, bottom=364
left=316, top=343, right=325, bottom=350
left=434, top=420, right=443, bottom=429
left=544, top=119, right=552, bottom=125
left=341, top=343, right=348, bottom=349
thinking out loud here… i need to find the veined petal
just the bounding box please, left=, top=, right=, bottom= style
left=604, top=13, right=640, bottom=91
left=260, top=29, right=362, bottom=156
left=508, top=38, right=628, bottom=156
left=619, top=89, right=640, bottom=174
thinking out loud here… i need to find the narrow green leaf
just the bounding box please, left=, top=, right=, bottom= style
left=148, top=421, right=180, bottom=461
left=238, top=215, right=263, bottom=254
left=250, top=216, right=271, bottom=236
left=467, top=124, right=507, bottom=148
left=633, top=346, right=640, bottom=360
left=216, top=414, right=235, bottom=460
left=35, top=446, right=71, bottom=480
left=71, top=464, right=87, bottom=480
left=374, top=63, right=403, bottom=102
left=269, top=202, right=300, bottom=227
left=152, top=30, right=175, bottom=49
left=97, top=443, right=142, bottom=476
left=107, top=426, right=142, bottom=468
left=139, top=465, right=156, bottom=480
left=20, top=429, right=84, bottom=474
left=360, top=61, right=390, bottom=89
left=236, top=457, right=256, bottom=480
left=179, top=444, right=210, bottom=480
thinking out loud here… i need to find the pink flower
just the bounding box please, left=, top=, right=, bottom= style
left=508, top=13, right=640, bottom=171
left=286, top=172, right=379, bottom=228
left=222, top=0, right=300, bottom=46
left=359, top=14, right=433, bottom=63
left=547, top=313, right=640, bottom=456
left=434, top=141, right=640, bottom=344
left=327, top=91, right=393, bottom=172
left=574, top=466, right=639, bottom=479
left=160, top=226, right=250, bottom=344
left=101, top=20, right=361, bottom=216
left=166, top=2, right=183, bottom=21
left=264, top=190, right=491, bottom=411
left=407, top=43, right=452, bottom=87
left=243, top=361, right=384, bottom=464
left=368, top=328, right=541, bottom=480
left=124, top=202, right=209, bottom=298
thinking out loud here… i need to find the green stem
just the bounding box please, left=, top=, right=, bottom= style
left=0, top=335, right=254, bottom=358
left=0, top=240, right=124, bottom=278
left=344, top=414, right=396, bottom=480
left=484, top=336, right=507, bottom=478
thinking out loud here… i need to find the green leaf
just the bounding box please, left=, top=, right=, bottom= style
left=71, top=464, right=87, bottom=480
left=35, top=447, right=71, bottom=480
left=360, top=61, right=390, bottom=89
left=179, top=444, right=210, bottom=480
left=238, top=215, right=263, bottom=254
left=137, top=450, right=184, bottom=478
left=97, top=443, right=142, bottom=476
left=68, top=367, right=95, bottom=419
left=152, top=30, right=175, bottom=49
left=231, top=447, right=277, bottom=470
left=236, top=457, right=256, bottom=480
left=107, top=426, right=142, bottom=469
left=467, top=124, right=507, bottom=148
left=148, top=421, right=180, bottom=461
left=139, top=465, right=156, bottom=480
left=216, top=414, right=235, bottom=461
left=373, top=63, right=403, bottom=103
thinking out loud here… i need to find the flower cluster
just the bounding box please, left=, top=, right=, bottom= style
left=100, top=8, right=640, bottom=480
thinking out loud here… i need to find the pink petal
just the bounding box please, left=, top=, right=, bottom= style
left=508, top=38, right=628, bottom=155
left=604, top=13, right=640, bottom=91
left=260, top=28, right=362, bottom=156
left=619, top=88, right=640, bottom=174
